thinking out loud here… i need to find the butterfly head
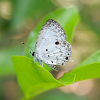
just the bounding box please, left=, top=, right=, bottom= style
left=31, top=52, right=35, bottom=56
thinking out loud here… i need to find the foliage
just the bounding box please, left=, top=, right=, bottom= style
left=12, top=7, right=100, bottom=100
left=12, top=56, right=75, bottom=99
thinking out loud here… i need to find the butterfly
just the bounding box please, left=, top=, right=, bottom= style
left=22, top=19, right=72, bottom=71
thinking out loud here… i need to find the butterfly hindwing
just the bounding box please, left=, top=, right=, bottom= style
left=35, top=19, right=72, bottom=70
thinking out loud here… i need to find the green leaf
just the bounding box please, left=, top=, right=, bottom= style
left=70, top=50, right=100, bottom=82
left=58, top=73, right=75, bottom=85
left=25, top=7, right=79, bottom=71
left=12, top=56, right=75, bottom=99
left=12, top=7, right=79, bottom=99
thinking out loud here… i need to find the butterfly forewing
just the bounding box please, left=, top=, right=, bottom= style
left=35, top=19, right=72, bottom=70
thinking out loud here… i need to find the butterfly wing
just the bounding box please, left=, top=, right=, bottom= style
left=35, top=19, right=72, bottom=70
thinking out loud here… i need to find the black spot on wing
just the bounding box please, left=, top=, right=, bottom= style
left=46, top=49, right=48, bottom=51
left=63, top=41, right=67, bottom=45
left=65, top=57, right=68, bottom=60
left=55, top=41, right=59, bottom=45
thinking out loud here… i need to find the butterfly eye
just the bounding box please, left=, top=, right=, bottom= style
left=31, top=52, right=35, bottom=56
left=51, top=61, right=53, bottom=63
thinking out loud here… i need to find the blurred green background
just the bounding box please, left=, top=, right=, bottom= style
left=0, top=0, right=100, bottom=100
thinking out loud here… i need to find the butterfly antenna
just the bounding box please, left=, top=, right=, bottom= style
left=21, top=42, right=34, bottom=52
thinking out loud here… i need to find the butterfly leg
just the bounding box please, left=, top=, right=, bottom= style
left=48, top=64, right=58, bottom=72
left=42, top=62, right=43, bottom=67
left=33, top=58, right=36, bottom=64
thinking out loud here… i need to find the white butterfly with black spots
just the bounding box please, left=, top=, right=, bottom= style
left=31, top=19, right=72, bottom=71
